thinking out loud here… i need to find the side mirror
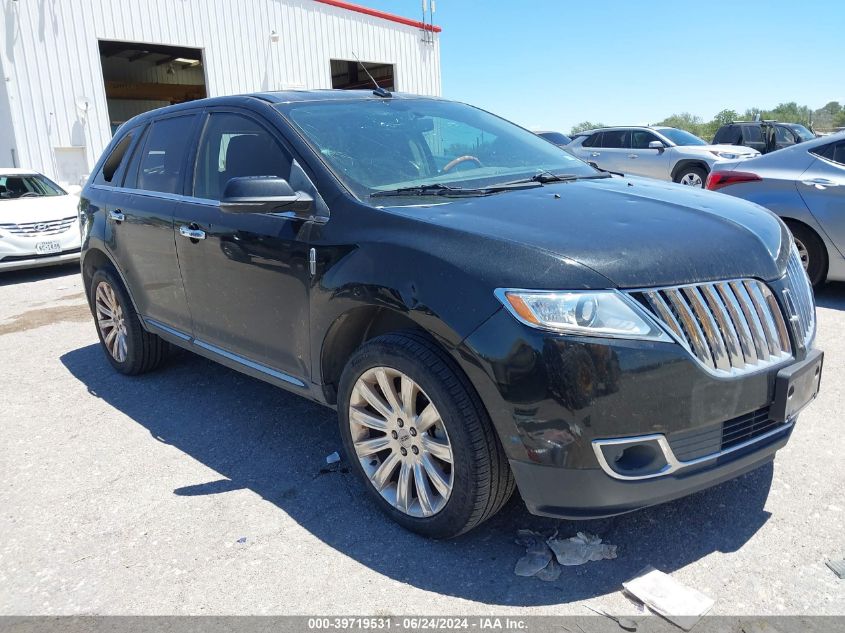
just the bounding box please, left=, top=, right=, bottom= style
left=220, top=176, right=319, bottom=221
left=648, top=140, right=665, bottom=150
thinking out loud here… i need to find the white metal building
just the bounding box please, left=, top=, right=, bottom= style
left=0, top=0, right=442, bottom=186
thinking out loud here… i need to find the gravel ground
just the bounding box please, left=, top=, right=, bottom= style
left=1, top=264, right=843, bottom=616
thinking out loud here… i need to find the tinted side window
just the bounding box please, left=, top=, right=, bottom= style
left=135, top=116, right=196, bottom=194
left=193, top=112, right=292, bottom=200
left=631, top=130, right=660, bottom=149
left=581, top=133, right=598, bottom=148
left=811, top=141, right=845, bottom=166
left=601, top=130, right=629, bottom=149
left=775, top=126, right=795, bottom=146
left=715, top=125, right=741, bottom=144
left=742, top=126, right=763, bottom=143
left=95, top=132, right=134, bottom=185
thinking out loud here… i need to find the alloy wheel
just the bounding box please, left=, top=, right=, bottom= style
left=794, top=237, right=810, bottom=272
left=679, top=172, right=703, bottom=187
left=95, top=281, right=128, bottom=363
left=349, top=366, right=454, bottom=518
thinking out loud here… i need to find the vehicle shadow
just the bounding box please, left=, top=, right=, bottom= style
left=60, top=344, right=774, bottom=606
left=816, top=281, right=845, bottom=310
left=0, top=262, right=79, bottom=287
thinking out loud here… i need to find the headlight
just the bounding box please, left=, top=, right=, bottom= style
left=710, top=151, right=739, bottom=159
left=495, top=289, right=671, bottom=341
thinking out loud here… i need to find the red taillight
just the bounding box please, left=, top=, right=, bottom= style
left=705, top=171, right=762, bottom=191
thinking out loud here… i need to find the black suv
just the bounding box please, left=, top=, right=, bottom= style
left=79, top=91, right=822, bottom=538
left=713, top=120, right=816, bottom=154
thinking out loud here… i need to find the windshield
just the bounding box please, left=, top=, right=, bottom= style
left=278, top=99, right=596, bottom=201
left=0, top=173, right=65, bottom=200
left=658, top=128, right=707, bottom=146
left=538, top=132, right=571, bottom=145
left=789, top=125, right=815, bottom=142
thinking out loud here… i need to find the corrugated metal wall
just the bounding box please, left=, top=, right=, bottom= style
left=0, top=0, right=441, bottom=183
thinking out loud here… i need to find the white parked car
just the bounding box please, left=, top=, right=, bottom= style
left=0, top=169, right=82, bottom=271
left=567, top=126, right=760, bottom=187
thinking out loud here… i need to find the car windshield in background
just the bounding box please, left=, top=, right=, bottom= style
left=789, top=125, right=816, bottom=142
left=0, top=174, right=65, bottom=200
left=659, top=128, right=707, bottom=146
left=538, top=132, right=571, bottom=145
left=278, top=99, right=596, bottom=201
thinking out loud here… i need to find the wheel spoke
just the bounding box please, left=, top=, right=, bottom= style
left=395, top=462, right=412, bottom=512
left=422, top=435, right=452, bottom=463
left=413, top=462, right=434, bottom=516
left=400, top=375, right=417, bottom=417
left=104, top=326, right=118, bottom=346
left=96, top=303, right=113, bottom=319
left=354, top=435, right=391, bottom=457
left=421, top=453, right=451, bottom=497
left=375, top=368, right=401, bottom=414
left=97, top=318, right=115, bottom=329
left=355, top=380, right=393, bottom=419
left=117, top=335, right=127, bottom=362
left=350, top=407, right=388, bottom=431
left=371, top=451, right=400, bottom=491
left=111, top=334, right=121, bottom=359
left=416, top=403, right=439, bottom=432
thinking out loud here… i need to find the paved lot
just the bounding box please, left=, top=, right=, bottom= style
left=1, top=264, right=843, bottom=616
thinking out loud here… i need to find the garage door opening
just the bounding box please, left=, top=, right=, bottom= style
left=331, top=59, right=395, bottom=91
left=98, top=41, right=207, bottom=134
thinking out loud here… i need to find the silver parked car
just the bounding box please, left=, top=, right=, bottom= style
left=706, top=132, right=845, bottom=287
left=568, top=126, right=759, bottom=187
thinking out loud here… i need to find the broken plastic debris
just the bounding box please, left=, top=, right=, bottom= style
left=622, top=566, right=714, bottom=631
left=547, top=531, right=617, bottom=566
left=826, top=558, right=845, bottom=579
left=326, top=451, right=341, bottom=464
left=514, top=529, right=553, bottom=577
left=515, top=529, right=615, bottom=581
left=584, top=605, right=637, bottom=631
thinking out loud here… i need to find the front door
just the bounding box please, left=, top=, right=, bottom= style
left=628, top=130, right=673, bottom=180
left=798, top=142, right=845, bottom=256
left=173, top=109, right=313, bottom=383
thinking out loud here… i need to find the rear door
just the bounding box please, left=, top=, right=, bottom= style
left=172, top=108, right=313, bottom=384
left=628, top=129, right=673, bottom=179
left=740, top=125, right=767, bottom=153
left=595, top=129, right=630, bottom=174
left=798, top=140, right=845, bottom=255
left=775, top=125, right=797, bottom=151
left=108, top=113, right=200, bottom=334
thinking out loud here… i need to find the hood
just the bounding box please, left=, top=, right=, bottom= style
left=384, top=176, right=791, bottom=289
left=0, top=194, right=79, bottom=225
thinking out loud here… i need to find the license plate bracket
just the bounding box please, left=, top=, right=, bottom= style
left=771, top=349, right=823, bottom=423
left=35, top=240, right=61, bottom=255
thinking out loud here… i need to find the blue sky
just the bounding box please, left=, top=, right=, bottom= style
left=364, top=0, right=845, bottom=133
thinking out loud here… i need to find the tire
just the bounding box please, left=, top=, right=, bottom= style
left=90, top=268, right=169, bottom=375
left=337, top=331, right=515, bottom=538
left=786, top=222, right=828, bottom=288
left=674, top=165, right=707, bottom=188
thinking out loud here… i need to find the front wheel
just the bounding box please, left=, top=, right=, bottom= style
left=675, top=165, right=707, bottom=188
left=337, top=332, right=514, bottom=538
left=787, top=222, right=828, bottom=288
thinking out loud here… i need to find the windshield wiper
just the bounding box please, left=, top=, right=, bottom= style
left=370, top=181, right=542, bottom=198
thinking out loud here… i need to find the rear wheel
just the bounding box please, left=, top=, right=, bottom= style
left=90, top=269, right=169, bottom=375
left=786, top=222, right=827, bottom=288
left=338, top=332, right=514, bottom=538
left=674, top=165, right=707, bottom=188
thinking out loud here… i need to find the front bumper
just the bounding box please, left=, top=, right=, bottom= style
left=454, top=307, right=818, bottom=519
left=0, top=222, right=81, bottom=271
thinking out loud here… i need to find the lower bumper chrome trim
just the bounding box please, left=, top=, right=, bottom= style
left=592, top=419, right=793, bottom=481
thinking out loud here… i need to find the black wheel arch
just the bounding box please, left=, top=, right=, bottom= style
left=671, top=160, right=710, bottom=181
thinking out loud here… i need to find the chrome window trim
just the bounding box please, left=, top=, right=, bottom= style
left=592, top=419, right=794, bottom=481
left=143, top=318, right=306, bottom=388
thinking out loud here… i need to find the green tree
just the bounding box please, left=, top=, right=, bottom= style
left=713, top=109, right=738, bottom=126
left=570, top=121, right=605, bottom=135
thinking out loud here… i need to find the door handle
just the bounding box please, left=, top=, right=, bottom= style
left=628, top=154, right=638, bottom=159
left=109, top=209, right=125, bottom=222
left=801, top=178, right=837, bottom=188
left=179, top=225, right=207, bottom=240
left=590, top=152, right=601, bottom=157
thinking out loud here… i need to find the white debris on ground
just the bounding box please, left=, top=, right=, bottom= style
left=622, top=566, right=715, bottom=631
left=514, top=529, right=616, bottom=581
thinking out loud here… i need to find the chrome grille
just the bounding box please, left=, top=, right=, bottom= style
left=632, top=279, right=793, bottom=376
left=0, top=216, right=76, bottom=236
left=782, top=245, right=816, bottom=348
